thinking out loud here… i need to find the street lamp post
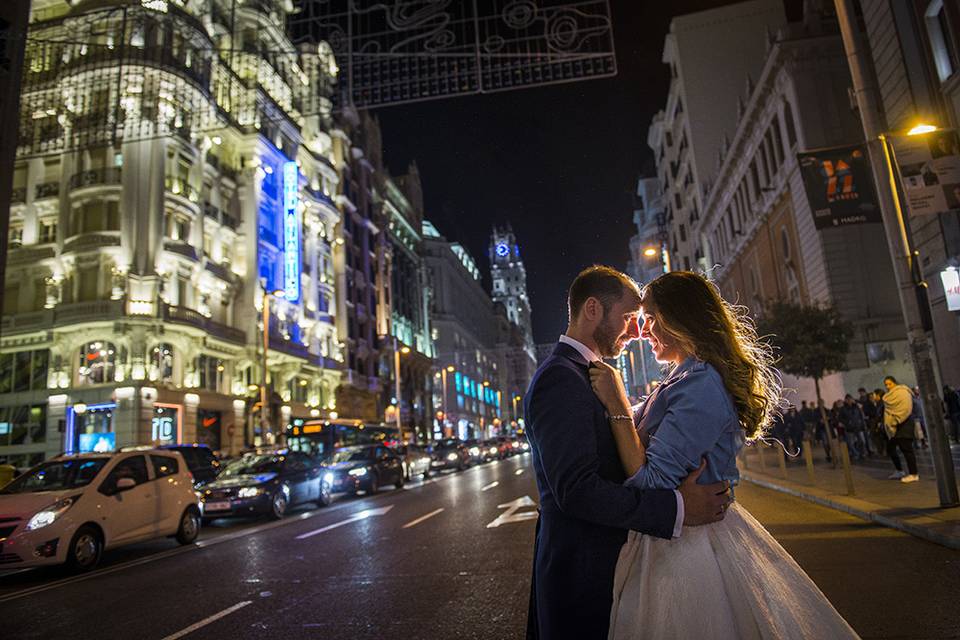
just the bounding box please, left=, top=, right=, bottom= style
left=260, top=283, right=285, bottom=446
left=440, top=365, right=453, bottom=437
left=835, top=0, right=958, bottom=506
left=393, top=338, right=411, bottom=443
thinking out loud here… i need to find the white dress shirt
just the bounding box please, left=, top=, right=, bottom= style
left=559, top=335, right=685, bottom=537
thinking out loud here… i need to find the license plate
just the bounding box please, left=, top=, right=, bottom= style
left=204, top=501, right=231, bottom=512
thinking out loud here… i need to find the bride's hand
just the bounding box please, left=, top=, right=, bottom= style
left=588, top=361, right=632, bottom=415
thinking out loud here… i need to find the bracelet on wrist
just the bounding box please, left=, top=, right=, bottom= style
left=608, top=414, right=633, bottom=422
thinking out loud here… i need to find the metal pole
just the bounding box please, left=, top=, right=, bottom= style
left=394, top=338, right=403, bottom=443
left=261, top=288, right=270, bottom=444
left=803, top=438, right=816, bottom=486
left=835, top=0, right=958, bottom=506
left=441, top=368, right=448, bottom=438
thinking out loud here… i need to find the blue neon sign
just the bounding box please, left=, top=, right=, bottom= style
left=282, top=161, right=300, bottom=302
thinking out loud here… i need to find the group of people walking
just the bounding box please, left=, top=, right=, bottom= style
left=772, top=377, right=960, bottom=484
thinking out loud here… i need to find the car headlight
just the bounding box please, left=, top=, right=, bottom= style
left=323, top=472, right=334, bottom=484
left=489, top=447, right=498, bottom=455
left=26, top=496, right=78, bottom=531
left=469, top=447, right=480, bottom=456
left=522, top=443, right=530, bottom=451
left=237, top=486, right=263, bottom=499
left=348, top=467, right=368, bottom=477
left=446, top=452, right=458, bottom=461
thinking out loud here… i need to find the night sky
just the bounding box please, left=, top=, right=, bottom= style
left=376, top=0, right=749, bottom=344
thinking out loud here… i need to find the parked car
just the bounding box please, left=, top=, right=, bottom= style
left=322, top=445, right=404, bottom=495
left=199, top=449, right=328, bottom=521
left=480, top=439, right=502, bottom=462
left=430, top=439, right=472, bottom=472
left=0, top=450, right=200, bottom=572
left=393, top=444, right=432, bottom=481
left=157, top=444, right=221, bottom=487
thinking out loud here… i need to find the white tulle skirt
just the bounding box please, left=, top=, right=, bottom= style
left=608, top=503, right=860, bottom=640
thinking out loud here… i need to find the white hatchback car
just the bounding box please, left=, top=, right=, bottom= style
left=0, top=449, right=201, bottom=571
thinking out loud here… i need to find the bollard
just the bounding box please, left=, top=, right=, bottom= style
left=803, top=439, right=816, bottom=486
left=839, top=441, right=856, bottom=496
left=777, top=443, right=788, bottom=480
left=757, top=441, right=767, bottom=473
left=829, top=435, right=840, bottom=469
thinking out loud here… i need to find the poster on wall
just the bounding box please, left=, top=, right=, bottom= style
left=942, top=267, right=960, bottom=312
left=891, top=129, right=960, bottom=216
left=798, top=144, right=881, bottom=229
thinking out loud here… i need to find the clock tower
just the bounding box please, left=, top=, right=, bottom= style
left=489, top=226, right=533, bottom=341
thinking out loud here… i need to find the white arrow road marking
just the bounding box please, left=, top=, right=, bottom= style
left=296, top=505, right=394, bottom=540
left=481, top=481, right=499, bottom=492
left=402, top=508, right=445, bottom=529
left=160, top=601, right=252, bottom=640
left=515, top=468, right=524, bottom=475
left=486, top=495, right=539, bottom=528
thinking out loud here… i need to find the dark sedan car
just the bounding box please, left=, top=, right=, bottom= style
left=158, top=443, right=221, bottom=487
left=200, top=449, right=328, bottom=521
left=429, top=439, right=472, bottom=472
left=323, top=445, right=405, bottom=495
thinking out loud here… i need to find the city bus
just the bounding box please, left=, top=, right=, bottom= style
left=286, top=420, right=401, bottom=461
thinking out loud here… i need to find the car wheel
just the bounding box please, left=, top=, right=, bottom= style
left=67, top=525, right=102, bottom=572
left=394, top=471, right=404, bottom=490
left=458, top=458, right=467, bottom=472
left=270, top=490, right=288, bottom=520
left=317, top=483, right=332, bottom=507
left=176, top=507, right=201, bottom=545
left=366, top=474, right=379, bottom=495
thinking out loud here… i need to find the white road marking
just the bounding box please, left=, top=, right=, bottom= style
left=295, top=505, right=394, bottom=540
left=515, top=468, right=524, bottom=475
left=401, top=508, right=445, bottom=529
left=486, top=495, right=539, bottom=528
left=481, top=481, right=499, bottom=492
left=160, top=601, right=252, bottom=640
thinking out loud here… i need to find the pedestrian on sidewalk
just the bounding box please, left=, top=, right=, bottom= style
left=911, top=387, right=928, bottom=449
left=871, top=389, right=887, bottom=455
left=815, top=399, right=833, bottom=462
left=784, top=406, right=805, bottom=458
left=943, top=384, right=960, bottom=443
left=800, top=400, right=817, bottom=443
left=857, top=387, right=878, bottom=456
left=883, top=376, right=919, bottom=483
left=839, top=394, right=867, bottom=461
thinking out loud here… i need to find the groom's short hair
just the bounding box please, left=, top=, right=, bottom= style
left=568, top=265, right=642, bottom=320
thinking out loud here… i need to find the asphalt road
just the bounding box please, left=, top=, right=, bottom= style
left=1, top=454, right=957, bottom=639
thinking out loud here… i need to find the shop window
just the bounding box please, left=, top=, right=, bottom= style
left=78, top=341, right=118, bottom=385
left=150, top=343, right=175, bottom=382
left=0, top=404, right=46, bottom=446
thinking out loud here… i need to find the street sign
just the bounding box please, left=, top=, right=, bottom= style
left=486, top=495, right=538, bottom=528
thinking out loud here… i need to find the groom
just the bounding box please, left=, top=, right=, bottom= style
left=525, top=266, right=730, bottom=639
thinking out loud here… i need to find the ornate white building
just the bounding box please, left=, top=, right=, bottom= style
left=1, top=0, right=346, bottom=465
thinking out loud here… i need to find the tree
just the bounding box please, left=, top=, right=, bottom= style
left=757, top=301, right=854, bottom=455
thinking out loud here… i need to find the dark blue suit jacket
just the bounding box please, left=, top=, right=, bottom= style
left=525, top=342, right=677, bottom=640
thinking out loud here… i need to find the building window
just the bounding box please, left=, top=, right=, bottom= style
left=0, top=350, right=48, bottom=393
left=78, top=341, right=118, bottom=385
left=781, top=227, right=792, bottom=262
left=0, top=405, right=47, bottom=446
left=290, top=376, right=309, bottom=403
left=72, top=200, right=119, bottom=234
left=39, top=219, right=57, bottom=244
left=9, top=225, right=22, bottom=249
left=150, top=343, right=175, bottom=382
left=197, top=355, right=224, bottom=392
left=926, top=0, right=959, bottom=82
left=783, top=100, right=798, bottom=148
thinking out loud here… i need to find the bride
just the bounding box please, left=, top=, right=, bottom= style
left=588, top=271, right=859, bottom=640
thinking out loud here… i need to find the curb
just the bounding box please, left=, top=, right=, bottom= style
left=740, top=472, right=960, bottom=551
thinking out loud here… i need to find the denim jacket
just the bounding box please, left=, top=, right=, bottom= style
left=625, top=357, right=743, bottom=491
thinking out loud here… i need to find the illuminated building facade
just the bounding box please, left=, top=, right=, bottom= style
left=1, top=0, right=343, bottom=465
left=423, top=221, right=504, bottom=440
left=488, top=225, right=536, bottom=421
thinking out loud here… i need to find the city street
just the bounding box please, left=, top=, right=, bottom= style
left=2, top=453, right=958, bottom=640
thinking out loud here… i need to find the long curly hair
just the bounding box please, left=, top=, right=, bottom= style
left=641, top=272, right=780, bottom=440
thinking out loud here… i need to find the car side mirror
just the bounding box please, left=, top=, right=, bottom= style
left=115, top=477, right=136, bottom=492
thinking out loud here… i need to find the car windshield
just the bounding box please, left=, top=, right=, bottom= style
left=0, top=458, right=109, bottom=494
left=221, top=455, right=281, bottom=476
left=328, top=448, right=373, bottom=463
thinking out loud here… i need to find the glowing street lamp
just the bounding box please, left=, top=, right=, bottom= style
left=907, top=123, right=938, bottom=136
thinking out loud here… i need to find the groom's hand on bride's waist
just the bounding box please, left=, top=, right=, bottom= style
left=678, top=459, right=731, bottom=526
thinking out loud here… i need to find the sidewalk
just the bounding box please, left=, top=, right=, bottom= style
left=737, top=440, right=960, bottom=550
